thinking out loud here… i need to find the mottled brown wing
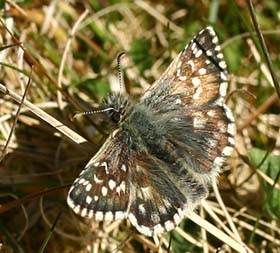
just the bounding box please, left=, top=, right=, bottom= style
left=141, top=26, right=235, bottom=175
left=127, top=153, right=208, bottom=236
left=67, top=130, right=130, bottom=221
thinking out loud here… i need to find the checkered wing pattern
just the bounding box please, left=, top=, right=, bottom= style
left=67, top=131, right=130, bottom=221
left=67, top=26, right=235, bottom=237
left=143, top=26, right=235, bottom=175
left=128, top=154, right=209, bottom=236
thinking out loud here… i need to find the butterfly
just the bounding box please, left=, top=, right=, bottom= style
left=67, top=26, right=235, bottom=237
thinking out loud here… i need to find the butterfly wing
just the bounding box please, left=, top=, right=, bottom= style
left=142, top=26, right=235, bottom=176
left=124, top=27, right=235, bottom=236
left=67, top=130, right=130, bottom=221
left=144, top=26, right=227, bottom=108
left=67, top=130, right=208, bottom=236
left=67, top=27, right=235, bottom=237
left=127, top=152, right=209, bottom=236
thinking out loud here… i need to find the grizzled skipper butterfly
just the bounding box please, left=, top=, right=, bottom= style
left=67, top=27, right=235, bottom=236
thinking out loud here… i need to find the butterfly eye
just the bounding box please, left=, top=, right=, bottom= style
left=111, top=111, right=121, bottom=123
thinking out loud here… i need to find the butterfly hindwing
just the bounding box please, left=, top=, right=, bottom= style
left=128, top=154, right=208, bottom=236
left=67, top=132, right=130, bottom=221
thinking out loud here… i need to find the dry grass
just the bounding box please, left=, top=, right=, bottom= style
left=0, top=1, right=280, bottom=252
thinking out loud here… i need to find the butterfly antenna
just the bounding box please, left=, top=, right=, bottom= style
left=117, top=52, right=125, bottom=93
left=72, top=107, right=118, bottom=120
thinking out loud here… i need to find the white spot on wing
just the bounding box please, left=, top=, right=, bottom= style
left=164, top=220, right=175, bottom=231
left=86, top=196, right=92, bottom=204
left=192, top=46, right=198, bottom=55
left=191, top=43, right=196, bottom=51
left=178, top=208, right=184, bottom=218
left=206, top=49, right=213, bottom=56
left=116, top=186, right=121, bottom=195
left=100, top=162, right=109, bottom=174
left=224, top=105, right=235, bottom=123
left=228, top=137, right=235, bottom=145
left=219, top=82, right=228, bottom=96
left=140, top=186, right=153, bottom=200
left=95, top=211, right=103, bottom=220
left=104, top=211, right=114, bottom=221
left=151, top=213, right=160, bottom=223
left=139, top=225, right=153, bottom=237
left=215, top=97, right=224, bottom=106
left=154, top=224, right=165, bottom=234
left=85, top=183, right=92, bottom=192
left=115, top=211, right=125, bottom=220
left=207, top=26, right=215, bottom=36
left=79, top=169, right=86, bottom=176
left=116, top=181, right=126, bottom=195
left=121, top=164, right=127, bottom=172
left=139, top=204, right=146, bottom=215
left=67, top=195, right=75, bottom=208
left=213, top=156, right=225, bottom=168
left=218, top=120, right=226, bottom=133
left=212, top=36, right=218, bottom=44
left=88, top=210, right=94, bottom=218
left=158, top=205, right=167, bottom=215
left=215, top=45, right=221, bottom=51
left=217, top=53, right=224, bottom=59
left=80, top=208, right=88, bottom=217
left=78, top=178, right=85, bottom=185
left=198, top=68, right=207, bottom=75
left=219, top=61, right=227, bottom=69
left=82, top=180, right=89, bottom=186
left=178, top=75, right=187, bottom=81
left=192, top=77, right=201, bottom=87
left=94, top=174, right=103, bottom=183
left=128, top=213, right=138, bottom=227
left=73, top=205, right=81, bottom=214
left=195, top=49, right=202, bottom=58
left=108, top=179, right=116, bottom=190
left=227, top=122, right=236, bottom=136
left=175, top=98, right=182, bottom=104
left=101, top=186, right=108, bottom=196
left=176, top=68, right=181, bottom=77
left=222, top=146, right=234, bottom=156
left=174, top=213, right=181, bottom=224
left=73, top=178, right=79, bottom=184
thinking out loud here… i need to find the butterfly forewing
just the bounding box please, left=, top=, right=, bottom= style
left=144, top=27, right=227, bottom=108
left=142, top=26, right=235, bottom=175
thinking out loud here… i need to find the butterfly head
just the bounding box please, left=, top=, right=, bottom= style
left=101, top=93, right=130, bottom=124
